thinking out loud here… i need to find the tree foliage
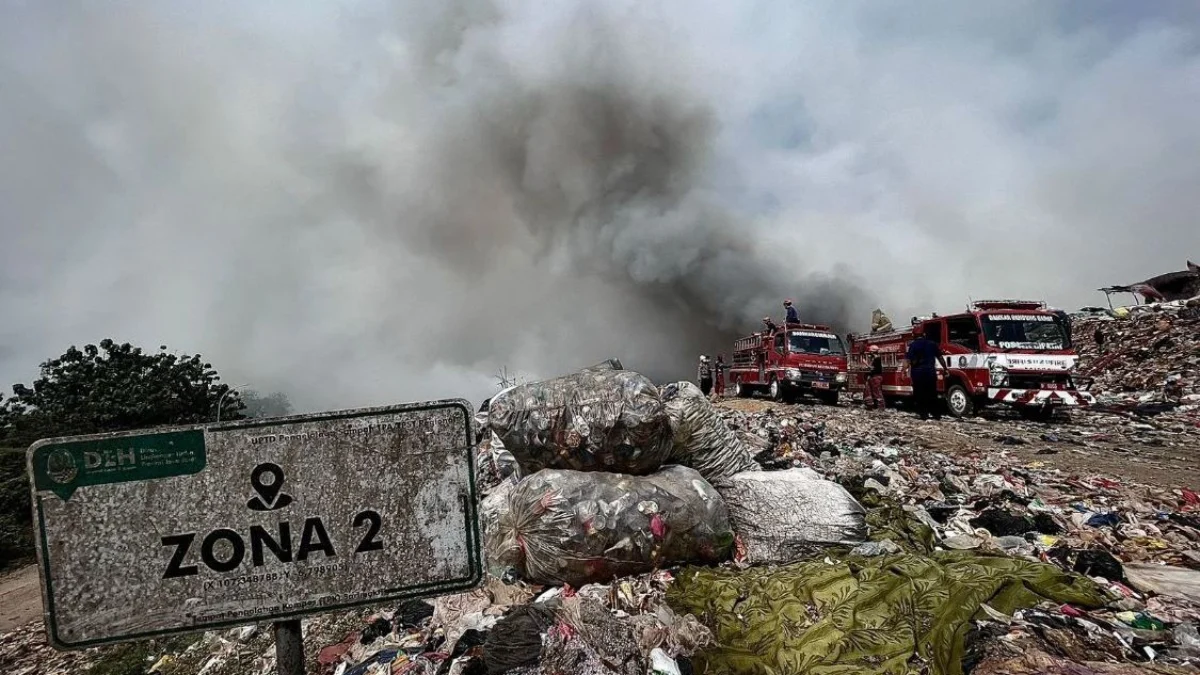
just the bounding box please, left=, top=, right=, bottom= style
left=241, top=390, right=294, bottom=419
left=0, top=339, right=244, bottom=447
left=0, top=448, right=32, bottom=568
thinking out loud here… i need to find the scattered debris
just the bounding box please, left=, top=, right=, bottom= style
left=6, top=326, right=1200, bottom=674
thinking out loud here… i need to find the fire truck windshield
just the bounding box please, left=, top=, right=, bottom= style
left=981, top=313, right=1068, bottom=351
left=788, top=332, right=845, bottom=355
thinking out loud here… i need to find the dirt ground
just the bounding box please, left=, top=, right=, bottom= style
left=0, top=564, right=40, bottom=634
left=719, top=397, right=1200, bottom=490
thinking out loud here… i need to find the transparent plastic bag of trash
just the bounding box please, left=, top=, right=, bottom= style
left=661, top=381, right=760, bottom=482
left=487, top=365, right=673, bottom=476
left=717, top=468, right=867, bottom=564
left=485, top=465, right=734, bottom=587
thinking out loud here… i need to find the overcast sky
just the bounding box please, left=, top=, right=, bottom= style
left=2, top=1, right=1198, bottom=411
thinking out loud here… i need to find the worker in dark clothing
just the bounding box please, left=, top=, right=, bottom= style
left=1051, top=308, right=1072, bottom=347
left=697, top=356, right=713, bottom=396
left=865, top=345, right=885, bottom=409
left=1094, top=326, right=1106, bottom=352
left=762, top=317, right=778, bottom=335
left=905, top=327, right=949, bottom=420
left=784, top=299, right=799, bottom=324
left=713, top=354, right=728, bottom=398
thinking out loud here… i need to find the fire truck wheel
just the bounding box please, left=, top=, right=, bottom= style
left=945, top=383, right=975, bottom=418
left=768, top=378, right=783, bottom=402
left=733, top=380, right=747, bottom=398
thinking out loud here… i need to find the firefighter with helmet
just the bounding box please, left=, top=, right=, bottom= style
left=865, top=344, right=885, bottom=410
left=713, top=354, right=728, bottom=399
left=784, top=299, right=799, bottom=324
left=697, top=355, right=714, bottom=396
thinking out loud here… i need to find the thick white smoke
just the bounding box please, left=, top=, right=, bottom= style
left=1, top=1, right=1198, bottom=410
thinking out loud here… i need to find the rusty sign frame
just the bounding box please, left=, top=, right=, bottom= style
left=28, top=399, right=483, bottom=650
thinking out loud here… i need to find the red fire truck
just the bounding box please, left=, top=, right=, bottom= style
left=848, top=300, right=1094, bottom=418
left=728, top=323, right=849, bottom=404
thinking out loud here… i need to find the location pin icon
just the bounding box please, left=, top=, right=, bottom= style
left=249, top=463, right=285, bottom=510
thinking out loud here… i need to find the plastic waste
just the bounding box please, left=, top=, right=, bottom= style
left=488, top=365, right=674, bottom=476
left=1114, top=611, right=1166, bottom=631
left=483, top=604, right=557, bottom=674
left=716, top=468, right=866, bottom=564
left=850, top=539, right=902, bottom=557
left=1072, top=549, right=1126, bottom=582
left=1174, top=623, right=1200, bottom=655
left=485, top=465, right=734, bottom=587
left=1085, top=512, right=1122, bottom=528
left=661, top=381, right=760, bottom=482
left=1125, top=563, right=1200, bottom=604
left=651, top=648, right=682, bottom=675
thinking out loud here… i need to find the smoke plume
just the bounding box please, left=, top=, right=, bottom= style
left=2, top=1, right=1199, bottom=410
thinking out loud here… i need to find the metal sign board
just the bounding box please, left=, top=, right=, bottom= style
left=28, top=399, right=481, bottom=649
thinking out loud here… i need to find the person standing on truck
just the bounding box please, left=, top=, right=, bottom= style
left=905, top=327, right=950, bottom=420
left=784, top=299, right=800, bottom=325
left=713, top=354, right=728, bottom=398
left=1051, top=307, right=1072, bottom=347
left=762, top=317, right=778, bottom=336
left=865, top=345, right=885, bottom=410
left=698, top=355, right=714, bottom=396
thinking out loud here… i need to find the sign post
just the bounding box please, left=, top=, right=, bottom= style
left=274, top=619, right=304, bottom=675
left=27, top=400, right=482, bottom=669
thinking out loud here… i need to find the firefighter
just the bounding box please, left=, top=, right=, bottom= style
left=784, top=299, right=800, bottom=324
left=905, top=326, right=949, bottom=420
left=1051, top=307, right=1072, bottom=346
left=697, top=355, right=714, bottom=396
left=713, top=354, right=728, bottom=398
left=762, top=316, right=778, bottom=335
left=1094, top=326, right=1106, bottom=352
left=865, top=345, right=885, bottom=410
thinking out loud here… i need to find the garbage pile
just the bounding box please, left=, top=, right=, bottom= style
left=697, top=400, right=1200, bottom=673
left=1074, top=302, right=1200, bottom=419
left=9, top=359, right=1200, bottom=674
left=481, top=363, right=865, bottom=585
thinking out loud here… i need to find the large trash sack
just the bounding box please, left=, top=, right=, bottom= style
left=486, top=465, right=734, bottom=587
left=479, top=477, right=517, bottom=537
left=662, top=382, right=760, bottom=482
left=718, top=469, right=867, bottom=563
left=487, top=366, right=674, bottom=476
left=667, top=553, right=1107, bottom=675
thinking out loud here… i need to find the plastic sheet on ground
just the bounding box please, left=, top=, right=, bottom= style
left=1125, top=564, right=1200, bottom=604
left=485, top=465, right=734, bottom=587
left=488, top=366, right=674, bottom=476
left=717, top=468, right=866, bottom=563
left=661, top=381, right=760, bottom=482
left=667, top=552, right=1107, bottom=675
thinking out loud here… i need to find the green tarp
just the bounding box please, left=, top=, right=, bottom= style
left=667, top=552, right=1108, bottom=675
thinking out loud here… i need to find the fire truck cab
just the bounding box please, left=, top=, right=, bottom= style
left=849, top=300, right=1094, bottom=418
left=728, top=324, right=848, bottom=404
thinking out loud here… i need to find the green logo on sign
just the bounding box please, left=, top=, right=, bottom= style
left=32, top=430, right=207, bottom=501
